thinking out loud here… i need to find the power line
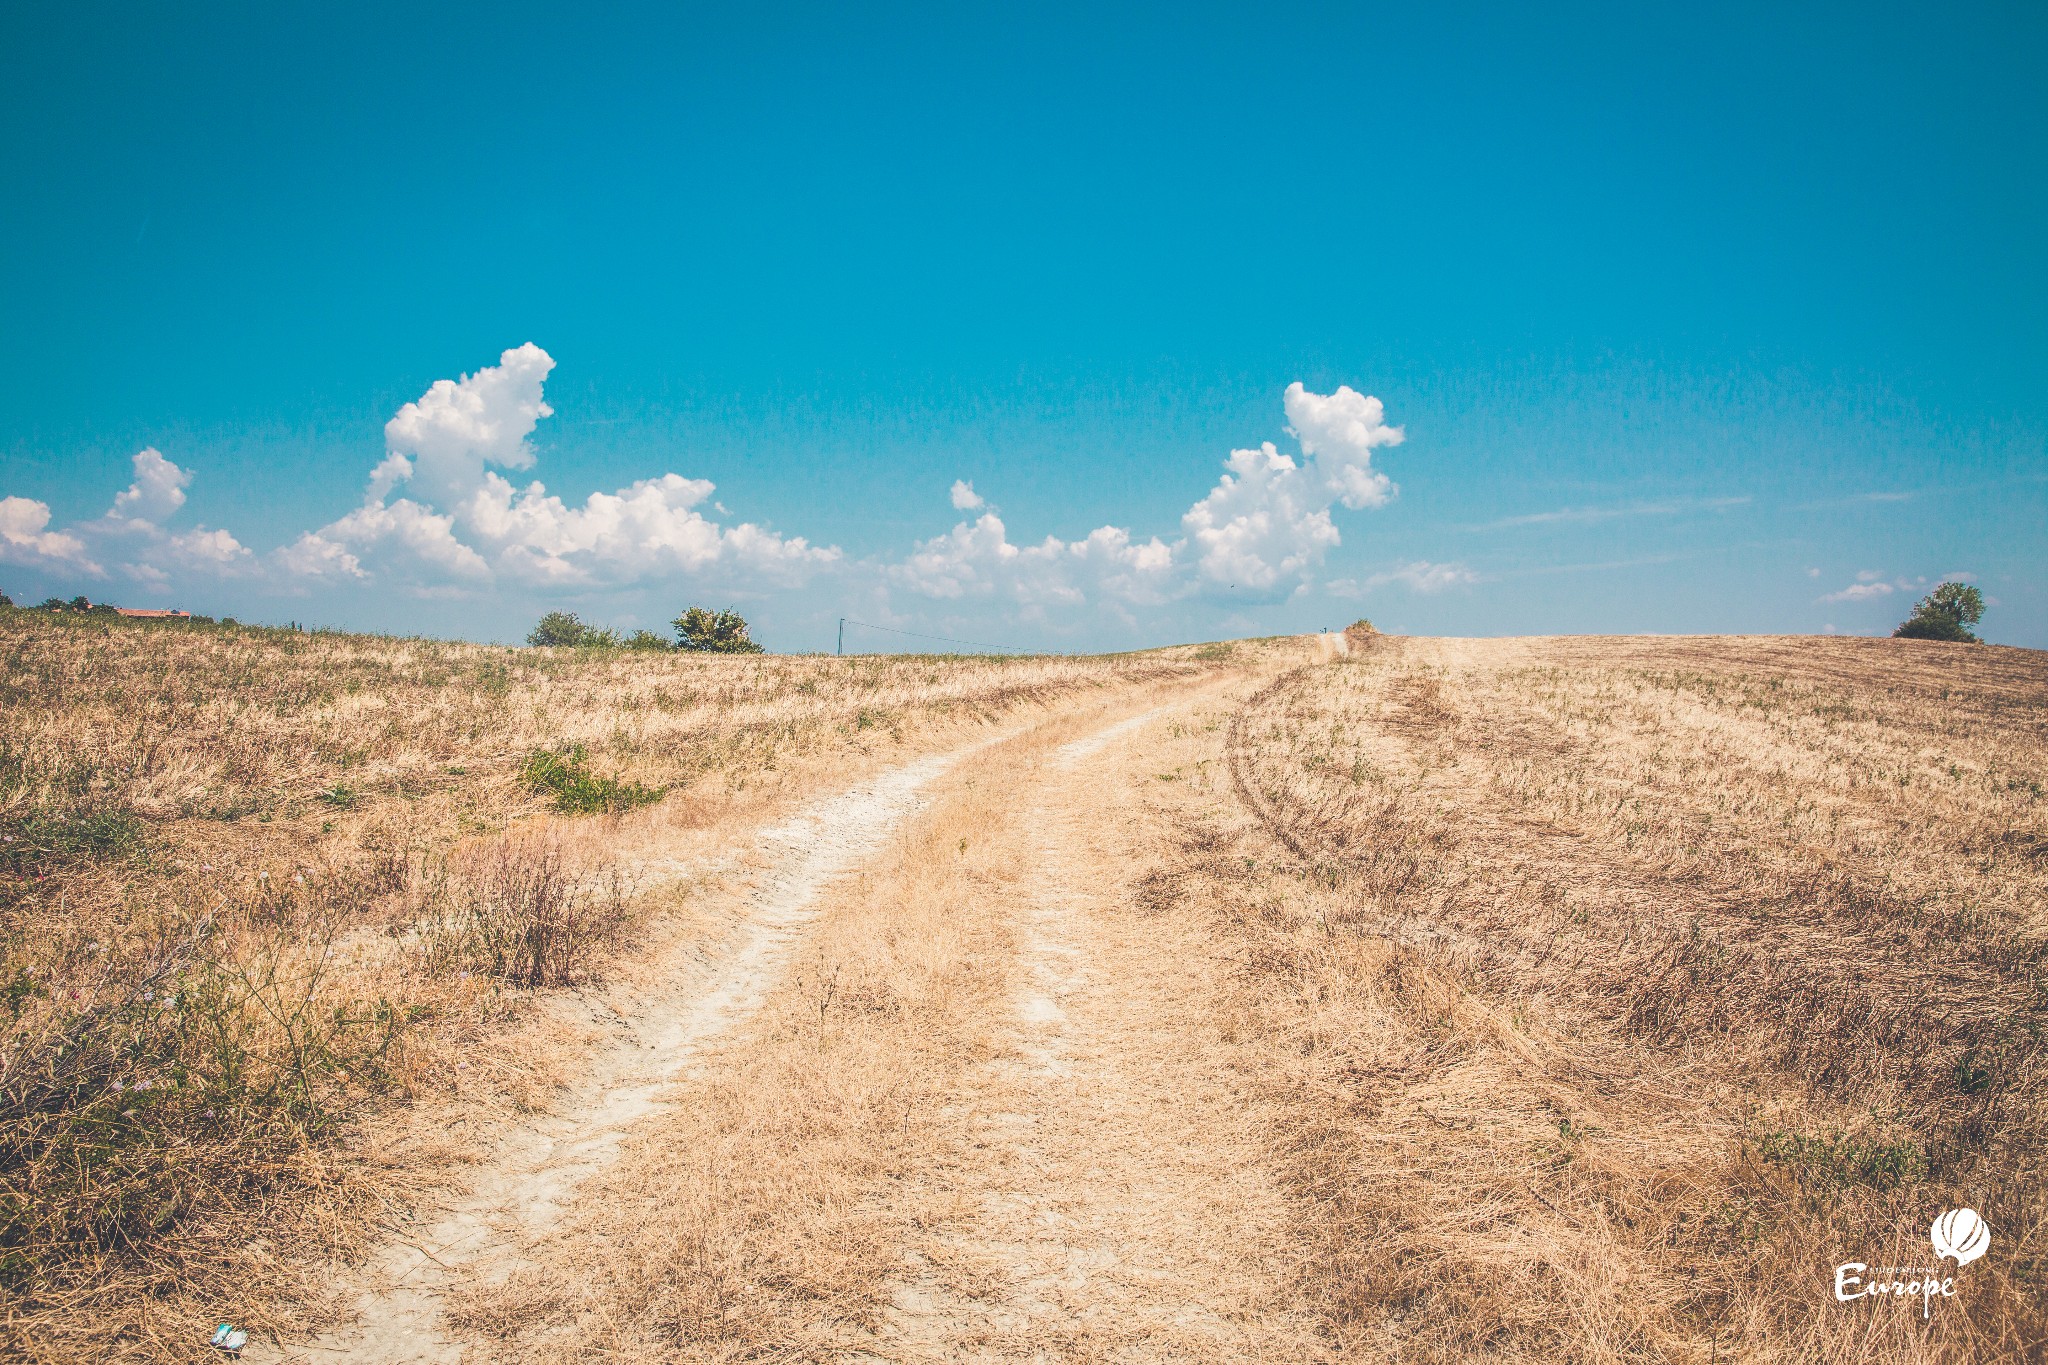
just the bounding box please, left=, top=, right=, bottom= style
left=836, top=617, right=1027, bottom=655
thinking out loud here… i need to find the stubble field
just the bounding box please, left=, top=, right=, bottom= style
left=0, top=612, right=2040, bottom=1363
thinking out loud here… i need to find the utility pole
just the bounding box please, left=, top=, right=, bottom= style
left=837, top=618, right=845, bottom=656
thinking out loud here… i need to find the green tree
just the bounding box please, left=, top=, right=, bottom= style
left=624, top=629, right=671, bottom=652
left=1893, top=582, right=1986, bottom=642
left=672, top=606, right=764, bottom=654
left=527, top=611, right=592, bottom=647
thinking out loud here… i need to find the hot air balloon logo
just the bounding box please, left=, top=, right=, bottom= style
left=1930, top=1209, right=1991, bottom=1268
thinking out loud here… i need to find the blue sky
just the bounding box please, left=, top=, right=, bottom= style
left=2, top=1, right=2042, bottom=650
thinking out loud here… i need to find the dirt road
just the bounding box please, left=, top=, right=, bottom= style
left=255, top=666, right=1322, bottom=1362
left=262, top=751, right=975, bottom=1363
left=237, top=633, right=2048, bottom=1363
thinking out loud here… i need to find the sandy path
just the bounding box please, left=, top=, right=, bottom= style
left=257, top=751, right=963, bottom=1364
left=250, top=666, right=1326, bottom=1363
left=872, top=698, right=1323, bottom=1361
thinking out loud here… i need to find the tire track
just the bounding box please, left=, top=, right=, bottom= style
left=872, top=697, right=1324, bottom=1361
left=260, top=751, right=963, bottom=1363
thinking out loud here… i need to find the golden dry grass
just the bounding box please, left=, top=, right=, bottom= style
left=1141, top=631, right=2047, bottom=1362
left=433, top=676, right=1325, bottom=1364
left=439, top=720, right=1032, bottom=1361
left=8, top=612, right=2043, bottom=1363
left=0, top=610, right=1235, bottom=1361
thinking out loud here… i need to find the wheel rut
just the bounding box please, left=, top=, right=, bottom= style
left=260, top=752, right=960, bottom=1363
left=869, top=700, right=1323, bottom=1362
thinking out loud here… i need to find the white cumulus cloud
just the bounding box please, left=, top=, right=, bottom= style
left=1283, top=381, right=1404, bottom=509
left=0, top=497, right=100, bottom=574
left=896, top=382, right=1408, bottom=610
left=109, top=448, right=191, bottom=526
left=466, top=471, right=835, bottom=587
left=94, top=450, right=251, bottom=583
left=279, top=498, right=490, bottom=585
left=282, top=343, right=835, bottom=594
left=1181, top=442, right=1341, bottom=596
left=384, top=342, right=555, bottom=507
left=1177, top=383, right=1404, bottom=597
left=890, top=513, right=1177, bottom=612
left=3, top=358, right=1430, bottom=636
left=0, top=449, right=253, bottom=589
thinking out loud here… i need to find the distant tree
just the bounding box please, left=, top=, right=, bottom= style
left=39, top=598, right=66, bottom=611
left=0, top=587, right=12, bottom=607
left=525, top=610, right=641, bottom=649
left=672, top=606, right=764, bottom=654
left=67, top=595, right=92, bottom=611
left=527, top=611, right=592, bottom=647
left=624, top=629, right=671, bottom=652
left=1893, top=582, right=1986, bottom=642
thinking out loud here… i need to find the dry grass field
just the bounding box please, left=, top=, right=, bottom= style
left=1, top=612, right=2041, bottom=1363
left=1202, top=630, right=2048, bottom=1363
left=0, top=610, right=1247, bottom=1360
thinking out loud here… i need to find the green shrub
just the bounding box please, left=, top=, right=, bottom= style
left=671, top=606, right=763, bottom=654
left=527, top=611, right=594, bottom=648
left=526, top=610, right=651, bottom=650
left=1894, top=615, right=1973, bottom=641
left=520, top=745, right=665, bottom=815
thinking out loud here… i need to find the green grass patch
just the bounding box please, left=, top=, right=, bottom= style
left=1756, top=1128, right=1929, bottom=1191
left=0, top=808, right=148, bottom=879
left=520, top=745, right=665, bottom=816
